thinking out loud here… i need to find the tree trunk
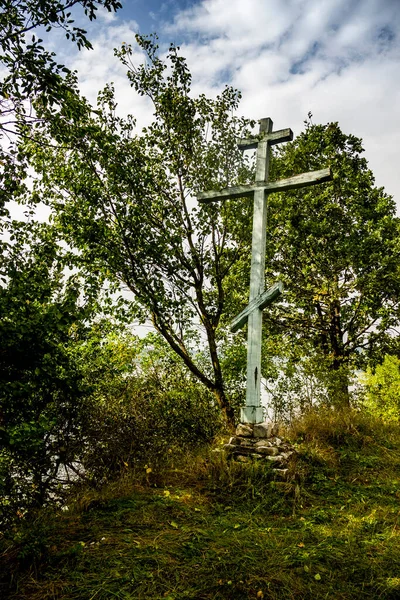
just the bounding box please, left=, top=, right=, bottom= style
left=213, top=386, right=235, bottom=430
left=328, top=299, right=350, bottom=408
left=152, top=313, right=236, bottom=429
left=203, top=317, right=236, bottom=429
left=328, top=357, right=350, bottom=408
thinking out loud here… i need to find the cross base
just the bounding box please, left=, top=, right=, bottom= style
left=240, top=406, right=264, bottom=424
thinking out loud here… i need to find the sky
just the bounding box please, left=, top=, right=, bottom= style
left=52, top=0, right=400, bottom=211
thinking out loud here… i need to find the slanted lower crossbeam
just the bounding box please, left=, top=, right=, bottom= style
left=230, top=281, right=283, bottom=333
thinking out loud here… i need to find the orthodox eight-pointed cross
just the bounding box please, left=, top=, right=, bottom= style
left=198, top=118, right=331, bottom=423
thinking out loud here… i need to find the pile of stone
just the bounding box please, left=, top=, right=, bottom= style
left=223, top=422, right=296, bottom=480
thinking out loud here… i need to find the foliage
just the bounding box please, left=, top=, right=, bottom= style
left=0, top=0, right=121, bottom=232
left=263, top=349, right=330, bottom=422
left=287, top=406, right=394, bottom=449
left=0, top=0, right=121, bottom=107
left=0, top=225, right=222, bottom=522
left=78, top=333, right=223, bottom=483
left=0, top=220, right=103, bottom=522
left=26, top=35, right=255, bottom=426
left=361, top=355, right=400, bottom=421
left=260, top=119, right=400, bottom=406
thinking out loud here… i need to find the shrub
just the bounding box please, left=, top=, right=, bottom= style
left=361, top=355, right=400, bottom=421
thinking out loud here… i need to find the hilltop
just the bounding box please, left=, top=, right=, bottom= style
left=2, top=410, right=400, bottom=600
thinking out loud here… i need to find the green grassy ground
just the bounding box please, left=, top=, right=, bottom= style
left=2, top=411, right=400, bottom=599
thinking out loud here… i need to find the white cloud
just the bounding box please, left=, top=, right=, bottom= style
left=96, top=5, right=119, bottom=23
left=58, top=20, right=155, bottom=129
left=160, top=0, right=400, bottom=208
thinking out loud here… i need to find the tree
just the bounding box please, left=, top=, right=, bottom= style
left=0, top=1, right=129, bottom=521
left=25, top=36, right=254, bottom=427
left=0, top=220, right=103, bottom=519
left=261, top=119, right=400, bottom=406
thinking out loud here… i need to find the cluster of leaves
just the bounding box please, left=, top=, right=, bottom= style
left=0, top=0, right=122, bottom=216
left=77, top=332, right=223, bottom=483
left=361, top=355, right=400, bottom=421
left=0, top=221, right=102, bottom=522
left=0, top=0, right=129, bottom=526
left=0, top=225, right=222, bottom=524
left=0, top=0, right=121, bottom=104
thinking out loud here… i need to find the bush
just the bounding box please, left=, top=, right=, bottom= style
left=79, top=335, right=223, bottom=482
left=287, top=406, right=395, bottom=449
left=0, top=223, right=101, bottom=525
left=361, top=355, right=400, bottom=421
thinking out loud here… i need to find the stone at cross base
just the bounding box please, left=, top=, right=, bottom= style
left=198, top=117, right=331, bottom=424
left=221, top=420, right=296, bottom=477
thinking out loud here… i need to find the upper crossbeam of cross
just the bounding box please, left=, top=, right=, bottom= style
left=197, top=117, right=331, bottom=424
left=198, top=121, right=331, bottom=203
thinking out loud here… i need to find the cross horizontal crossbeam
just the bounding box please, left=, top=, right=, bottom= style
left=198, top=167, right=331, bottom=203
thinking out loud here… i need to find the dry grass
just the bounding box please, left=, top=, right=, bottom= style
left=2, top=409, right=400, bottom=599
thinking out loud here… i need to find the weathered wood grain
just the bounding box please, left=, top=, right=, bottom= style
left=197, top=168, right=331, bottom=203
left=230, top=281, right=284, bottom=333
left=196, top=117, right=332, bottom=423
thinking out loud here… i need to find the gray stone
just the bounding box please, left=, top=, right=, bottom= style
left=280, top=451, right=295, bottom=460
left=256, top=446, right=279, bottom=456
left=254, top=440, right=272, bottom=448
left=228, top=436, right=241, bottom=445
left=230, top=445, right=256, bottom=455
left=236, top=424, right=253, bottom=437
left=265, top=455, right=285, bottom=465
left=236, top=455, right=250, bottom=463
left=240, top=438, right=253, bottom=446
left=253, top=423, right=271, bottom=438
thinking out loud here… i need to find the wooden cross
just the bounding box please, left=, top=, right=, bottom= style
left=198, top=117, right=331, bottom=424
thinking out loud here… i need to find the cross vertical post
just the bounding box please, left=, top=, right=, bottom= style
left=242, top=118, right=273, bottom=423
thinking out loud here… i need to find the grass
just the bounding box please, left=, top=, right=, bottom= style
left=2, top=409, right=400, bottom=599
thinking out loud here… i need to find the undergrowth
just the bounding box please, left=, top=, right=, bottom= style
left=2, top=409, right=400, bottom=599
